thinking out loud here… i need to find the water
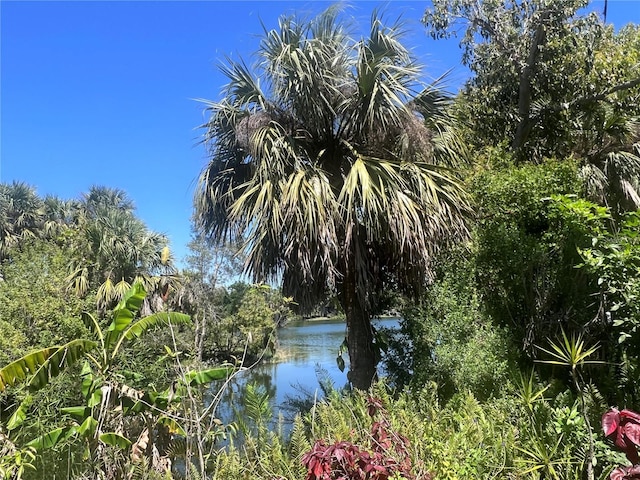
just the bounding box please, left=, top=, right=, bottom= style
left=211, top=317, right=400, bottom=428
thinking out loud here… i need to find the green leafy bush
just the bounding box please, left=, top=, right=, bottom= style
left=471, top=159, right=599, bottom=353
left=385, top=251, right=517, bottom=401
left=578, top=210, right=640, bottom=406
left=0, top=239, right=92, bottom=357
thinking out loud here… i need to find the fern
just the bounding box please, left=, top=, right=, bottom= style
left=165, top=437, right=187, bottom=459
left=243, top=383, right=272, bottom=428
left=127, top=456, right=173, bottom=480
left=583, top=383, right=607, bottom=420
left=128, top=457, right=151, bottom=480
left=186, top=462, right=204, bottom=480
left=208, top=445, right=244, bottom=480
left=288, top=416, right=311, bottom=478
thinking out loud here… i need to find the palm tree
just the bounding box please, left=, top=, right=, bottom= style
left=195, top=7, right=470, bottom=389
left=576, top=103, right=640, bottom=215
left=0, top=181, right=46, bottom=259
left=41, top=194, right=84, bottom=238
left=81, top=185, right=135, bottom=217
left=67, top=186, right=178, bottom=310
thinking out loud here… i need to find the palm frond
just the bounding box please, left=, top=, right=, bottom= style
left=195, top=7, right=470, bottom=315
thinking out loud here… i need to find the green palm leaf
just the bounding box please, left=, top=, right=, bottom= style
left=112, top=281, right=145, bottom=322
left=124, top=312, right=191, bottom=340
left=105, top=282, right=146, bottom=350
left=109, top=311, right=190, bottom=360
left=183, top=366, right=233, bottom=386
left=28, top=339, right=97, bottom=391
left=82, top=312, right=103, bottom=343
left=76, top=416, right=98, bottom=437
left=114, top=278, right=133, bottom=303
left=60, top=406, right=91, bottom=421
left=0, top=347, right=59, bottom=391
left=157, top=416, right=186, bottom=436
left=96, top=278, right=116, bottom=306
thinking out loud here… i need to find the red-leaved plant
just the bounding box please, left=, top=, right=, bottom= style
left=603, top=408, right=640, bottom=479
left=301, top=397, right=430, bottom=480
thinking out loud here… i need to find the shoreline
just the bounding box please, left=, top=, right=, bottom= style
left=300, top=314, right=399, bottom=322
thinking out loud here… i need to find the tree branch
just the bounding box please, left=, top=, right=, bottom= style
left=571, top=77, right=640, bottom=108
left=470, top=17, right=519, bottom=65
left=534, top=76, right=640, bottom=119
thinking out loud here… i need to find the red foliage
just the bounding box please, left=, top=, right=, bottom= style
left=610, top=465, right=640, bottom=480
left=603, top=408, right=640, bottom=464
left=301, top=397, right=431, bottom=480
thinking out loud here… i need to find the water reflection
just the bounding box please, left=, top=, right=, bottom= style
left=211, top=317, right=399, bottom=430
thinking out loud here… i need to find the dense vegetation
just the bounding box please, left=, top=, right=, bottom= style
left=2, top=1, right=640, bottom=479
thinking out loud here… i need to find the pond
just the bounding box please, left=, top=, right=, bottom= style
left=210, top=316, right=400, bottom=429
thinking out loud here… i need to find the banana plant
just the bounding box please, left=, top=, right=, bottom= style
left=0, top=282, right=230, bottom=474
left=0, top=339, right=97, bottom=392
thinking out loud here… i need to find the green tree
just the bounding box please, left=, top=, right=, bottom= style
left=424, top=0, right=588, bottom=151
left=194, top=6, right=469, bottom=389
left=67, top=186, right=178, bottom=310
left=0, top=182, right=47, bottom=260
left=471, top=159, right=599, bottom=352
left=0, top=239, right=91, bottom=364
left=81, top=185, right=135, bottom=217
left=41, top=195, right=83, bottom=238
left=424, top=1, right=640, bottom=211
left=386, top=251, right=517, bottom=401
left=189, top=281, right=292, bottom=363
left=232, top=284, right=292, bottom=358
left=578, top=209, right=640, bottom=406
left=175, top=224, right=243, bottom=362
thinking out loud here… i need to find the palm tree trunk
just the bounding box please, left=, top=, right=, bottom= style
left=342, top=266, right=377, bottom=390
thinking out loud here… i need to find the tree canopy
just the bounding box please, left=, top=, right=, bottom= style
left=195, top=6, right=469, bottom=388
left=424, top=0, right=640, bottom=211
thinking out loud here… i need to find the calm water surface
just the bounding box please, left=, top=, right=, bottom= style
left=212, top=317, right=399, bottom=426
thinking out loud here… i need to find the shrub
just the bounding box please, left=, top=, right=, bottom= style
left=384, top=250, right=518, bottom=401
left=301, top=397, right=425, bottom=480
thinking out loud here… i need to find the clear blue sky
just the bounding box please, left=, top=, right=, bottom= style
left=1, top=1, right=637, bottom=265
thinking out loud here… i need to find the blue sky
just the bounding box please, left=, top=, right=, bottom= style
left=1, top=0, right=637, bottom=266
